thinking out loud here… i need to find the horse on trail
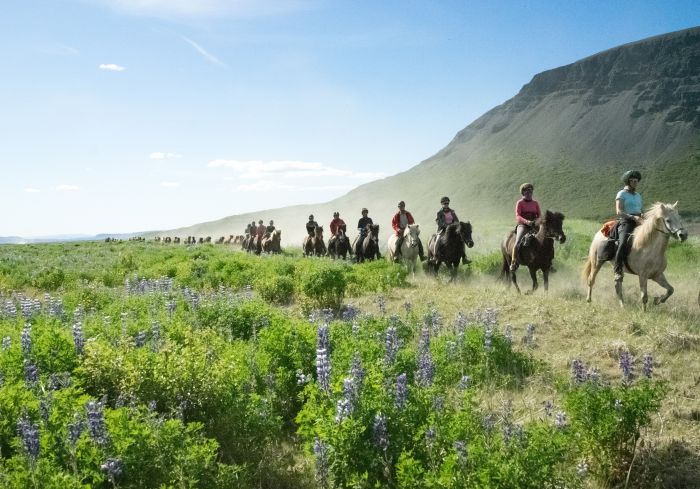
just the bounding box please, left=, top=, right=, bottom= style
left=328, top=227, right=352, bottom=260
left=387, top=224, right=422, bottom=277
left=426, top=221, right=474, bottom=282
left=262, top=229, right=282, bottom=254
left=501, top=210, right=566, bottom=294
left=303, top=226, right=327, bottom=257
left=583, top=202, right=688, bottom=310
left=354, top=224, right=381, bottom=262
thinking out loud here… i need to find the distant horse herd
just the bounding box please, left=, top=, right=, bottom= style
left=103, top=202, right=694, bottom=309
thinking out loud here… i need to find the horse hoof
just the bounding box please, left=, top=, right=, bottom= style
left=653, top=297, right=662, bottom=305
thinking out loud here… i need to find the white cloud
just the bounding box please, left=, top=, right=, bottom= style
left=56, top=184, right=80, bottom=191
left=160, top=181, right=180, bottom=188
left=91, top=0, right=317, bottom=18
left=208, top=159, right=385, bottom=181
left=24, top=188, right=41, bottom=193
left=99, top=63, right=126, bottom=72
left=181, top=36, right=227, bottom=68
left=150, top=152, right=182, bottom=160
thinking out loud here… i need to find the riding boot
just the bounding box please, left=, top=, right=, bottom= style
left=510, top=248, right=518, bottom=272
left=393, top=235, right=403, bottom=263
left=418, top=241, right=427, bottom=261
left=461, top=247, right=471, bottom=265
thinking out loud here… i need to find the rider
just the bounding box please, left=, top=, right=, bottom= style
left=391, top=201, right=427, bottom=262
left=265, top=220, right=276, bottom=236
left=614, top=170, right=643, bottom=282
left=256, top=220, right=266, bottom=240
left=329, top=211, right=346, bottom=248
left=511, top=183, right=541, bottom=271
left=306, top=214, right=319, bottom=237
left=355, top=208, right=376, bottom=262
left=435, top=196, right=471, bottom=264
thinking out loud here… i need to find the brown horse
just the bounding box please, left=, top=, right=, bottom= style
left=303, top=226, right=326, bottom=257
left=426, top=221, right=474, bottom=282
left=353, top=224, right=381, bottom=262
left=328, top=227, right=352, bottom=260
left=501, top=210, right=566, bottom=294
left=262, top=229, right=282, bottom=254
left=583, top=202, right=687, bottom=310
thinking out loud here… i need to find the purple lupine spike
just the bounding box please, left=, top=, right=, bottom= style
left=151, top=321, right=162, bottom=351
left=642, top=353, right=653, bottom=379
left=571, top=359, right=587, bottom=385
left=385, top=326, right=400, bottom=364
left=349, top=355, right=365, bottom=386
left=554, top=411, right=568, bottom=429
left=21, top=323, right=32, bottom=356
left=341, top=304, right=359, bottom=322
left=482, top=414, right=496, bottom=434
left=458, top=375, right=471, bottom=390
left=454, top=440, right=468, bottom=464
left=395, top=373, right=408, bottom=409
left=522, top=323, right=535, bottom=345
left=372, top=413, right=389, bottom=452
left=316, top=325, right=331, bottom=393
left=425, top=426, right=436, bottom=447
left=101, top=458, right=123, bottom=485
left=24, top=361, right=38, bottom=386
left=619, top=351, right=634, bottom=382
left=504, top=324, right=513, bottom=345
left=72, top=322, right=85, bottom=355
left=86, top=400, right=108, bottom=447
left=313, top=438, right=330, bottom=488
left=403, top=301, right=412, bottom=314
left=416, top=329, right=434, bottom=387
left=484, top=326, right=493, bottom=352
left=543, top=400, right=553, bottom=417
left=17, top=417, right=40, bottom=461
left=134, top=330, right=147, bottom=348
left=67, top=415, right=85, bottom=446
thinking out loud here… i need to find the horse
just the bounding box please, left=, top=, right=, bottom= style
left=328, top=227, right=352, bottom=260
left=303, top=226, right=327, bottom=257
left=500, top=210, right=566, bottom=294
left=354, top=224, right=381, bottom=262
left=262, top=229, right=282, bottom=254
left=426, top=222, right=474, bottom=282
left=583, top=202, right=688, bottom=310
left=387, top=224, right=422, bottom=276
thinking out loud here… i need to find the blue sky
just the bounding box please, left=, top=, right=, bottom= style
left=1, top=0, right=698, bottom=236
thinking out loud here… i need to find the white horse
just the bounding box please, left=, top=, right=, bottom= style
left=583, top=202, right=688, bottom=310
left=387, top=224, right=421, bottom=277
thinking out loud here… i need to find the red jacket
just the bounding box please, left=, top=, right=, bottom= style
left=256, top=224, right=266, bottom=238
left=330, top=218, right=346, bottom=235
left=392, top=211, right=415, bottom=235
left=515, top=198, right=541, bottom=225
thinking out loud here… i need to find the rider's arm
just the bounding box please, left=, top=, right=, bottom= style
left=515, top=200, right=531, bottom=226
left=615, top=193, right=639, bottom=221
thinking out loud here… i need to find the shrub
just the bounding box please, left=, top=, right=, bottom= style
left=296, top=262, right=347, bottom=313
left=255, top=274, right=295, bottom=304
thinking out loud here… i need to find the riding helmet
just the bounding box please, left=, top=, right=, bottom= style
left=398, top=201, right=405, bottom=207
left=622, top=170, right=642, bottom=184
left=269, top=220, right=274, bottom=225
left=519, top=182, right=534, bottom=194
left=361, top=208, right=368, bottom=213
left=258, top=220, right=263, bottom=224
left=308, top=214, right=314, bottom=220
left=440, top=196, right=450, bottom=205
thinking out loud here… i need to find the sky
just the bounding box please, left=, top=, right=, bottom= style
left=1, top=0, right=698, bottom=237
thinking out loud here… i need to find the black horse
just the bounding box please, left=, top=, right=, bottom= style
left=426, top=221, right=474, bottom=282
left=303, top=226, right=327, bottom=257
left=501, top=210, right=566, bottom=294
left=354, top=224, right=381, bottom=262
left=328, top=227, right=352, bottom=260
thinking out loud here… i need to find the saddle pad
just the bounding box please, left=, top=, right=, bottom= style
left=600, top=220, right=616, bottom=237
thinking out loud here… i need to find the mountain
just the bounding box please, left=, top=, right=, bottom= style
left=151, top=26, right=700, bottom=246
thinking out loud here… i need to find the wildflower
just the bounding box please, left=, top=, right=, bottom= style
left=454, top=440, right=468, bottom=464
left=385, top=326, right=400, bottom=364
left=416, top=328, right=434, bottom=387
left=86, top=400, right=108, bottom=447
left=425, top=426, right=436, bottom=447
left=148, top=400, right=157, bottom=412
left=571, top=358, right=587, bottom=385
left=335, top=376, right=358, bottom=422
left=576, top=460, right=589, bottom=477
left=423, top=308, right=442, bottom=332
left=458, top=375, right=471, bottom=390
left=296, top=369, right=312, bottom=385
left=504, top=324, right=513, bottom=345
left=484, top=326, right=493, bottom=351
left=375, top=295, right=386, bottom=315
left=24, top=361, right=38, bottom=386
left=432, top=396, right=444, bottom=412
left=101, top=458, right=123, bottom=485
left=372, top=413, right=389, bottom=452
left=446, top=340, right=457, bottom=358
left=341, top=304, right=359, bottom=322
left=151, top=321, right=162, bottom=351
left=403, top=301, right=412, bottom=314
left=316, top=325, right=332, bottom=393
left=322, top=308, right=335, bottom=323
left=21, top=323, right=31, bottom=356
left=313, top=438, right=330, bottom=488
left=619, top=350, right=634, bottom=382
left=614, top=399, right=623, bottom=410
left=166, top=300, right=177, bottom=317
left=349, top=354, right=365, bottom=386
left=134, top=330, right=147, bottom=348
left=642, top=353, right=654, bottom=379
left=72, top=322, right=85, bottom=355
left=482, top=414, right=496, bottom=433
left=395, top=373, right=408, bottom=409
left=16, top=417, right=40, bottom=461
left=67, top=415, right=85, bottom=446
left=522, top=323, right=535, bottom=345
left=554, top=411, right=568, bottom=429
left=543, top=400, right=553, bottom=417
left=587, top=367, right=601, bottom=384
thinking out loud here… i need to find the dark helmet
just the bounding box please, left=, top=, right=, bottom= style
left=622, top=170, right=642, bottom=184
left=398, top=200, right=405, bottom=207
left=333, top=211, right=339, bottom=217
left=309, top=214, right=314, bottom=220
left=519, top=182, right=534, bottom=194
left=258, top=219, right=263, bottom=224
left=440, top=196, right=450, bottom=205
left=361, top=207, right=368, bottom=213
left=269, top=220, right=274, bottom=225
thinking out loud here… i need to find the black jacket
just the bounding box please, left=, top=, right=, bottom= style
left=357, top=216, right=373, bottom=235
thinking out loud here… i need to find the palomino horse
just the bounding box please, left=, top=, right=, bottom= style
left=354, top=224, right=381, bottom=262
left=584, top=202, right=688, bottom=310
left=303, top=226, right=327, bottom=257
left=261, top=229, right=282, bottom=254
left=426, top=221, right=474, bottom=282
left=501, top=210, right=566, bottom=294
left=387, top=224, right=422, bottom=276
left=328, top=227, right=352, bottom=260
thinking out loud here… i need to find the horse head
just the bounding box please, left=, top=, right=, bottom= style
left=458, top=221, right=474, bottom=248
left=406, top=224, right=420, bottom=248
left=542, top=210, right=566, bottom=243
left=369, top=224, right=380, bottom=240
left=315, top=226, right=324, bottom=239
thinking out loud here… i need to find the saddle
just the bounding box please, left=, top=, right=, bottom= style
left=597, top=221, right=634, bottom=262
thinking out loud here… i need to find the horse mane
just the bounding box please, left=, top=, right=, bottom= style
left=633, top=202, right=670, bottom=249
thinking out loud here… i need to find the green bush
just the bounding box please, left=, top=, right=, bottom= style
left=295, top=262, right=347, bottom=313
left=255, top=274, right=295, bottom=304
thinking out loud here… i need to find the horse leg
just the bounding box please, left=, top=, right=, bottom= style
left=650, top=272, right=674, bottom=305
left=615, top=275, right=625, bottom=308
left=638, top=275, right=649, bottom=312
left=525, top=266, right=538, bottom=295
left=543, top=268, right=549, bottom=292
left=586, top=259, right=604, bottom=303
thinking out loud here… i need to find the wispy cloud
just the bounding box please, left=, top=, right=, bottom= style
left=160, top=181, right=180, bottom=188
left=181, top=36, right=227, bottom=68
left=150, top=152, right=182, bottom=160
left=36, top=43, right=79, bottom=56
left=91, top=0, right=317, bottom=18
left=56, top=184, right=80, bottom=191
left=99, top=63, right=126, bottom=72
left=24, top=188, right=41, bottom=193
left=208, top=159, right=385, bottom=180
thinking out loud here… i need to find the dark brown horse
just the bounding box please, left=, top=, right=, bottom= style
left=354, top=224, right=381, bottom=262
left=262, top=229, right=282, bottom=254
left=328, top=226, right=352, bottom=260
left=303, top=226, right=326, bottom=257
left=501, top=210, right=566, bottom=294
left=426, top=221, right=474, bottom=282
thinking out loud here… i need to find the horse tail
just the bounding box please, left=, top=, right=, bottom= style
left=582, top=250, right=593, bottom=282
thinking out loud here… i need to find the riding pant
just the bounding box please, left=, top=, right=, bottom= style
left=614, top=217, right=637, bottom=273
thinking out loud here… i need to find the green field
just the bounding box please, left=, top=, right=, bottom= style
left=0, top=228, right=698, bottom=488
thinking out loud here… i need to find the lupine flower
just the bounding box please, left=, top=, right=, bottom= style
left=587, top=367, right=601, bottom=384
left=504, top=324, right=513, bottom=345
left=316, top=324, right=332, bottom=393
left=576, top=460, right=589, bottom=477
left=375, top=295, right=386, bottom=315
left=151, top=321, right=162, bottom=351
left=425, top=426, right=436, bottom=447
left=484, top=327, right=493, bottom=351
left=166, top=300, right=177, bottom=317
left=101, top=458, right=123, bottom=485
left=385, top=326, right=400, bottom=364
left=86, top=401, right=108, bottom=447
left=395, top=373, right=408, bottom=409
left=341, top=304, right=360, bottom=322
left=67, top=415, right=85, bottom=446
left=446, top=341, right=457, bottom=358
left=432, top=396, right=444, bottom=412
left=619, top=350, right=634, bottom=382
left=522, top=323, right=535, bottom=345
left=134, top=330, right=147, bottom=348
left=543, top=400, right=553, bottom=417
left=21, top=323, right=32, bottom=356
left=72, top=322, right=85, bottom=355
left=24, top=361, right=38, bottom=386
left=296, top=369, right=312, bottom=385
left=416, top=327, right=434, bottom=386
left=482, top=414, right=496, bottom=433
left=335, top=376, right=359, bottom=422
left=16, top=417, right=40, bottom=461
left=148, top=400, right=158, bottom=412
left=614, top=399, right=623, bottom=410
left=40, top=395, right=52, bottom=421
left=554, top=411, right=568, bottom=429
left=403, top=301, right=412, bottom=314
left=73, top=304, right=84, bottom=322
left=372, top=413, right=389, bottom=452
left=322, top=308, right=335, bottom=323
left=458, top=375, right=471, bottom=390
left=313, top=438, right=330, bottom=488
left=2, top=336, right=11, bottom=350
left=571, top=359, right=587, bottom=385
left=424, top=308, right=442, bottom=332
left=0, top=370, right=4, bottom=387
left=349, top=355, right=365, bottom=386
left=643, top=353, right=654, bottom=378
left=454, top=440, right=468, bottom=464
